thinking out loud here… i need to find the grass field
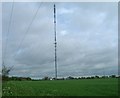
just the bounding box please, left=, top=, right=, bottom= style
left=2, top=78, right=118, bottom=96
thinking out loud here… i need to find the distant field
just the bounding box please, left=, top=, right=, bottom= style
left=2, top=78, right=118, bottom=96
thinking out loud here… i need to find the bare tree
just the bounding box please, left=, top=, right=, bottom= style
left=2, top=65, right=13, bottom=81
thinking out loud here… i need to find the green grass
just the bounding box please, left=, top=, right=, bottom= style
left=2, top=78, right=118, bottom=96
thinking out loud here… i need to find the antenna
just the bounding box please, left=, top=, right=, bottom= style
left=54, top=4, right=57, bottom=79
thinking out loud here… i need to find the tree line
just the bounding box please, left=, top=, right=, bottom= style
left=1, top=65, right=119, bottom=82
left=2, top=75, right=119, bottom=81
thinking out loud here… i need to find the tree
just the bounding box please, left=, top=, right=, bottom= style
left=67, top=76, right=74, bottom=80
left=43, top=76, right=50, bottom=80
left=91, top=76, right=95, bottom=79
left=102, top=75, right=109, bottom=78
left=2, top=65, right=13, bottom=81
left=95, top=75, right=99, bottom=78
left=110, top=75, right=116, bottom=78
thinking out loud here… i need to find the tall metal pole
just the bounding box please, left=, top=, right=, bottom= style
left=54, top=4, right=57, bottom=79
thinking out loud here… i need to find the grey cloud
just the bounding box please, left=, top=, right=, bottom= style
left=2, top=2, right=118, bottom=78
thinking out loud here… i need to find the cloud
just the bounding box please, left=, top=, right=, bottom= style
left=2, top=2, right=118, bottom=78
left=60, top=30, right=68, bottom=36
left=58, top=8, right=74, bottom=14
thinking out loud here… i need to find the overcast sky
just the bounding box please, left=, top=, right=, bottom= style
left=2, top=2, right=118, bottom=78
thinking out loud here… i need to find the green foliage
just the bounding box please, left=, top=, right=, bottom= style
left=109, top=75, right=116, bottom=78
left=2, top=78, right=118, bottom=96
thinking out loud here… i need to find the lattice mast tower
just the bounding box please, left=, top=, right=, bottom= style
left=54, top=4, right=57, bottom=79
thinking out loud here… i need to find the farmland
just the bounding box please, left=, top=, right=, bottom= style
left=2, top=78, right=118, bottom=96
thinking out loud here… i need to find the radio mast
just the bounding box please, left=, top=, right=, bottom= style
left=54, top=4, right=57, bottom=79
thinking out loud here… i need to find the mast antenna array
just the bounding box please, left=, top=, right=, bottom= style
left=54, top=4, right=57, bottom=79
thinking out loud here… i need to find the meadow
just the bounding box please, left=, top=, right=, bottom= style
left=2, top=78, right=118, bottom=96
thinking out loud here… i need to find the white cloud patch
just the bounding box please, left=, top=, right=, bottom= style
left=60, top=30, right=68, bottom=36
left=58, top=8, right=74, bottom=14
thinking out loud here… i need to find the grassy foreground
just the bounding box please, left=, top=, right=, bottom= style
left=2, top=78, right=118, bottom=96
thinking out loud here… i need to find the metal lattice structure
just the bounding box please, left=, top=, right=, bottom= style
left=54, top=4, right=57, bottom=79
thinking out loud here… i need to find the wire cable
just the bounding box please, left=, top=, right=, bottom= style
left=3, top=0, right=14, bottom=65
left=13, top=2, right=43, bottom=60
